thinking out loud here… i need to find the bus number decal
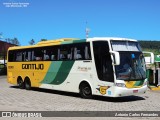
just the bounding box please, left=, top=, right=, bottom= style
left=97, top=86, right=110, bottom=95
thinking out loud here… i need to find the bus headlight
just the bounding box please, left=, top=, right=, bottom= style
left=115, top=83, right=126, bottom=87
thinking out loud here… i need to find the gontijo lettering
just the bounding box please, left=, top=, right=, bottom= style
left=22, top=64, right=44, bottom=70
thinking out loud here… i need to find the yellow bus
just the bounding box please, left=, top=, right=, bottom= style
left=7, top=37, right=154, bottom=98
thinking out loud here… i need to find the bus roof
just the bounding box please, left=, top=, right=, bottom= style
left=8, top=38, right=85, bottom=50
left=8, top=37, right=137, bottom=50
left=86, top=37, right=137, bottom=42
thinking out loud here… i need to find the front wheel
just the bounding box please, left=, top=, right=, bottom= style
left=80, top=83, right=92, bottom=99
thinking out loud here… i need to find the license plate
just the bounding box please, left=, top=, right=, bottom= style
left=133, top=90, right=138, bottom=93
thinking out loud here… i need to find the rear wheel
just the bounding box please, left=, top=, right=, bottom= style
left=17, top=77, right=24, bottom=89
left=25, top=78, right=31, bottom=90
left=80, top=83, right=92, bottom=99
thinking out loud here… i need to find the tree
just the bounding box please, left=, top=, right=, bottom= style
left=29, top=39, right=35, bottom=45
left=5, top=38, right=11, bottom=43
left=0, top=33, right=20, bottom=45
left=11, top=38, right=20, bottom=45
left=5, top=37, right=20, bottom=45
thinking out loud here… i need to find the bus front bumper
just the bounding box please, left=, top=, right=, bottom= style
left=113, top=85, right=148, bottom=97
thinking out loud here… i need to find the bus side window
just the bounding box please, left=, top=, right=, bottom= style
left=58, top=45, right=73, bottom=61
left=8, top=51, right=16, bottom=62
left=44, top=54, right=50, bottom=60
left=73, top=43, right=91, bottom=60
left=84, top=46, right=91, bottom=60
left=16, top=51, right=22, bottom=61
left=21, top=51, right=32, bottom=61
left=74, top=47, right=82, bottom=60
left=22, top=51, right=26, bottom=61
left=48, top=47, right=58, bottom=61
left=51, top=54, right=55, bottom=60
left=67, top=48, right=73, bottom=60
left=60, top=53, right=65, bottom=60
left=34, top=49, right=43, bottom=61
left=43, top=50, right=50, bottom=61
left=27, top=51, right=32, bottom=61
left=57, top=48, right=60, bottom=60
left=31, top=51, right=36, bottom=61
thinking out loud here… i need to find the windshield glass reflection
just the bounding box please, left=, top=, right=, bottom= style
left=115, top=52, right=146, bottom=80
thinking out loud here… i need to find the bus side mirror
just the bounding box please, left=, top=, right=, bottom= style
left=110, top=51, right=120, bottom=65
left=143, top=52, right=154, bottom=64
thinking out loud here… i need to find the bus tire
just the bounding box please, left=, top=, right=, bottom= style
left=24, top=77, right=31, bottom=90
left=79, top=82, right=92, bottom=99
left=17, top=77, right=24, bottom=89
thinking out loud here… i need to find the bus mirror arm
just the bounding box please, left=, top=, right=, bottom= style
left=143, top=52, right=154, bottom=64
left=110, top=51, right=120, bottom=65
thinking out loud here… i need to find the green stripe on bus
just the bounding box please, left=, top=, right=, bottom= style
left=49, top=61, right=75, bottom=85
left=61, top=39, right=86, bottom=44
left=134, top=80, right=144, bottom=86
left=41, top=61, right=62, bottom=84
left=73, top=39, right=86, bottom=43
left=61, top=41, right=73, bottom=44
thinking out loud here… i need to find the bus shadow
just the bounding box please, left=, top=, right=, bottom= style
left=10, top=86, right=80, bottom=98
left=10, top=86, right=145, bottom=102
left=93, top=95, right=145, bottom=102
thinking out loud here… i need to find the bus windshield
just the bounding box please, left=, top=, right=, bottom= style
left=111, top=40, right=146, bottom=81
left=115, top=52, right=146, bottom=80
left=111, top=40, right=142, bottom=51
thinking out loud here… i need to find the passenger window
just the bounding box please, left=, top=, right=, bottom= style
left=8, top=51, right=16, bottom=62
left=67, top=48, right=73, bottom=60
left=50, top=47, right=58, bottom=61
left=73, top=43, right=91, bottom=60
left=27, top=51, right=32, bottom=61
left=84, top=45, right=91, bottom=60
left=74, top=47, right=82, bottom=60
left=16, top=52, right=22, bottom=61
left=58, top=45, right=73, bottom=61
left=34, top=49, right=43, bottom=61
left=43, top=50, right=50, bottom=60
left=8, top=42, right=91, bottom=62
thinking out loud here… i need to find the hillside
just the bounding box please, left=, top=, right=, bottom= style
left=139, top=41, right=160, bottom=55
